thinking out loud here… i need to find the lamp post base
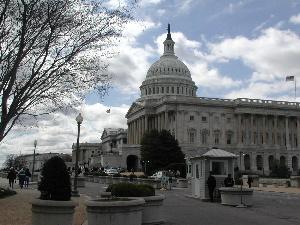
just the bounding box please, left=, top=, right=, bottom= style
left=71, top=190, right=80, bottom=197
left=236, top=204, right=247, bottom=208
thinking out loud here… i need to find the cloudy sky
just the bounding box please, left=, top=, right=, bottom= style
left=1, top=0, right=300, bottom=166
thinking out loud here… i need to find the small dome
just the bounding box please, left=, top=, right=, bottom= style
left=146, top=55, right=192, bottom=80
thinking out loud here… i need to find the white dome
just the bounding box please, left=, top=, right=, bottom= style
left=146, top=55, right=192, bottom=80
left=140, top=24, right=197, bottom=99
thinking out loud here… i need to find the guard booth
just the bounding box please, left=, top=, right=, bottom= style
left=190, top=148, right=237, bottom=200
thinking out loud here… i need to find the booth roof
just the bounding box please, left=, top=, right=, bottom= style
left=190, top=148, right=237, bottom=160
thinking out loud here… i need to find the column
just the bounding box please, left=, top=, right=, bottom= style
left=251, top=152, right=256, bottom=171
left=165, top=111, right=168, bottom=130
left=286, top=116, right=290, bottom=149
left=158, top=113, right=161, bottom=131
left=250, top=114, right=254, bottom=145
left=262, top=116, right=266, bottom=145
left=296, top=117, right=300, bottom=149
left=209, top=112, right=213, bottom=147
left=145, top=115, right=149, bottom=132
left=274, top=116, right=278, bottom=146
left=236, top=114, right=242, bottom=145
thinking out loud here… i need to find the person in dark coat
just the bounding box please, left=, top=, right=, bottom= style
left=224, top=174, right=234, bottom=187
left=7, top=168, right=17, bottom=189
left=18, top=168, right=26, bottom=189
left=24, top=168, right=31, bottom=188
left=207, top=171, right=216, bottom=202
left=247, top=176, right=253, bottom=188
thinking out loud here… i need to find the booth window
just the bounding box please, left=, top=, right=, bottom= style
left=211, top=161, right=226, bottom=175
left=196, top=164, right=199, bottom=178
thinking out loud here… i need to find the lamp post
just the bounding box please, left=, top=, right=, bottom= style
left=142, top=160, right=150, bottom=175
left=72, top=113, right=83, bottom=197
left=236, top=151, right=246, bottom=208
left=31, top=140, right=37, bottom=182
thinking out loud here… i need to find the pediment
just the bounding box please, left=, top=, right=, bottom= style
left=126, top=101, right=145, bottom=117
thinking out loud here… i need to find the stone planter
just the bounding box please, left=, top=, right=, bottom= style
left=290, top=176, right=300, bottom=188
left=176, top=179, right=188, bottom=188
left=31, top=199, right=78, bottom=225
left=86, top=197, right=145, bottom=225
left=99, top=176, right=107, bottom=184
left=219, top=187, right=254, bottom=206
left=71, top=176, right=85, bottom=187
left=142, top=195, right=165, bottom=225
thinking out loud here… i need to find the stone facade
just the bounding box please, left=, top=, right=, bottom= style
left=126, top=26, right=300, bottom=175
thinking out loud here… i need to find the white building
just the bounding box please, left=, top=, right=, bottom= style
left=125, top=25, right=300, bottom=175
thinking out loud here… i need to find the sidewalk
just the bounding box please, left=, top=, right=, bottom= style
left=253, top=185, right=300, bottom=194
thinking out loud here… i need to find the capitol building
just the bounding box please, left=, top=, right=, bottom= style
left=73, top=25, right=300, bottom=176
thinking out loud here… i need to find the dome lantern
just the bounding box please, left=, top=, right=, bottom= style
left=163, top=24, right=175, bottom=56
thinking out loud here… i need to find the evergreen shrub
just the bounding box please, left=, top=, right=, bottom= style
left=38, top=156, right=71, bottom=201
left=106, top=183, right=155, bottom=197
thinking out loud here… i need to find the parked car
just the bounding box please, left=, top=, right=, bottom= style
left=105, top=168, right=119, bottom=176
left=150, top=171, right=168, bottom=180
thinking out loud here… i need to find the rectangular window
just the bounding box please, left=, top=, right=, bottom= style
left=211, top=161, right=226, bottom=175
left=177, top=87, right=179, bottom=94
left=190, top=115, right=194, bottom=121
left=202, top=116, right=207, bottom=122
left=196, top=164, right=199, bottom=178
left=188, top=165, right=192, bottom=173
left=162, top=87, right=164, bottom=93
left=190, top=132, right=195, bottom=143
left=172, top=87, right=174, bottom=93
left=166, top=87, right=169, bottom=93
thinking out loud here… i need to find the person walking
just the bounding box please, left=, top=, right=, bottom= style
left=18, top=168, right=26, bottom=189
left=24, top=168, right=31, bottom=188
left=224, top=174, right=234, bottom=187
left=7, top=167, right=17, bottom=189
left=207, top=171, right=216, bottom=202
left=247, top=176, right=253, bottom=188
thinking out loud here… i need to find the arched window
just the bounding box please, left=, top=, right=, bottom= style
left=226, top=131, right=233, bottom=145
left=188, top=129, right=196, bottom=144
left=256, top=155, right=263, bottom=170
left=214, top=130, right=220, bottom=145
left=244, top=154, right=251, bottom=170
left=292, top=156, right=298, bottom=172
left=201, top=129, right=208, bottom=145
left=268, top=155, right=274, bottom=170
left=280, top=156, right=286, bottom=166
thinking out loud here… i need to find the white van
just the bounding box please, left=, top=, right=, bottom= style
left=150, top=171, right=168, bottom=180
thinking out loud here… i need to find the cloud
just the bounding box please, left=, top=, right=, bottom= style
left=0, top=103, right=129, bottom=167
left=290, top=14, right=300, bottom=24
left=209, top=27, right=300, bottom=99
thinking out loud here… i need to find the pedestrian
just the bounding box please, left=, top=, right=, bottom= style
left=7, top=167, right=17, bottom=189
left=247, top=176, right=253, bottom=188
left=18, top=168, right=26, bottom=189
left=206, top=171, right=216, bottom=202
left=24, top=168, right=31, bottom=188
left=224, top=174, right=234, bottom=187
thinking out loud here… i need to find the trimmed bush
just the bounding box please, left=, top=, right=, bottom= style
left=94, top=171, right=108, bottom=176
left=0, top=187, right=16, bottom=199
left=113, top=173, right=121, bottom=177
left=38, top=156, right=71, bottom=201
left=106, top=183, right=155, bottom=197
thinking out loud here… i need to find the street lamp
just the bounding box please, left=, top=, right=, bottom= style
left=142, top=160, right=150, bottom=175
left=236, top=151, right=246, bottom=208
left=72, top=113, right=83, bottom=197
left=31, top=140, right=37, bottom=182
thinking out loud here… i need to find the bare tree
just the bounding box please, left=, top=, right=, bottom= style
left=0, top=0, right=136, bottom=142
left=3, top=153, right=25, bottom=169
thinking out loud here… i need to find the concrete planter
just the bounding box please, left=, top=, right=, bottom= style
left=86, top=197, right=145, bottom=225
left=290, top=176, right=300, bottom=188
left=106, top=176, right=112, bottom=185
left=142, top=195, right=165, bottom=225
left=71, top=177, right=85, bottom=187
left=31, top=199, right=78, bottom=225
left=99, top=176, right=107, bottom=184
left=93, top=176, right=100, bottom=183
left=176, top=179, right=188, bottom=188
left=219, top=187, right=254, bottom=206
